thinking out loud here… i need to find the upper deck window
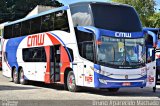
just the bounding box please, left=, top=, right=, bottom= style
left=4, top=10, right=70, bottom=39
left=70, top=4, right=93, bottom=27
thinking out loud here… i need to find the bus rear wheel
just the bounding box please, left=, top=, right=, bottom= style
left=67, top=71, right=80, bottom=92
left=108, top=88, right=119, bottom=92
left=13, top=68, right=19, bottom=84
left=19, top=68, right=27, bottom=85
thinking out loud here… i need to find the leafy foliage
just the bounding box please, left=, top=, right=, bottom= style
left=148, top=12, right=160, bottom=28
left=112, top=0, right=159, bottom=27
left=0, top=0, right=63, bottom=23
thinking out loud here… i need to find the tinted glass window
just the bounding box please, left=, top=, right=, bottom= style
left=82, top=42, right=94, bottom=61
left=75, top=28, right=95, bottom=62
left=70, top=4, right=92, bottom=27
left=30, top=17, right=41, bottom=34
left=54, top=11, right=70, bottom=32
left=145, top=34, right=153, bottom=46
left=21, top=20, right=30, bottom=36
left=75, top=28, right=94, bottom=43
left=23, top=47, right=46, bottom=62
left=4, top=25, right=12, bottom=39
left=12, top=23, right=21, bottom=37
left=41, top=13, right=55, bottom=32
left=4, top=10, right=70, bottom=39
left=91, top=3, right=142, bottom=32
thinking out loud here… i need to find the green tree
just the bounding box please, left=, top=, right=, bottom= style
left=0, top=0, right=10, bottom=23
left=112, top=0, right=156, bottom=27
left=0, top=0, right=63, bottom=23
left=148, top=12, right=160, bottom=28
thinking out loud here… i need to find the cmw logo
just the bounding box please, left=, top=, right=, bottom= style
left=115, top=32, right=131, bottom=38
left=27, top=33, right=44, bottom=47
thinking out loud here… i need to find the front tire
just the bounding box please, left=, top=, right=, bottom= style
left=19, top=68, right=27, bottom=85
left=67, top=71, right=80, bottom=92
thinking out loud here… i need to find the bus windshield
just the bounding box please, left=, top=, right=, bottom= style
left=97, top=36, right=146, bottom=68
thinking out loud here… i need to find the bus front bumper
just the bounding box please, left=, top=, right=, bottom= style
left=95, top=78, right=146, bottom=88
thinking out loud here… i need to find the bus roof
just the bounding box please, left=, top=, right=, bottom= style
left=4, top=6, right=69, bottom=27
left=69, top=1, right=132, bottom=8
left=4, top=1, right=133, bottom=27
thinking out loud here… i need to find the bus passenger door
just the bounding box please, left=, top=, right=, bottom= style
left=50, top=45, right=61, bottom=82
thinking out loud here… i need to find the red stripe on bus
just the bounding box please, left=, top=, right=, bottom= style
left=44, top=46, right=51, bottom=83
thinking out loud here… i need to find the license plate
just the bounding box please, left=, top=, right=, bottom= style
left=122, top=82, right=131, bottom=86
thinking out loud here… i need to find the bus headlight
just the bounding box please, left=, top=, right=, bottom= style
left=99, top=79, right=108, bottom=84
left=94, top=68, right=100, bottom=73
left=141, top=68, right=147, bottom=76
left=94, top=68, right=111, bottom=76
left=100, top=70, right=111, bottom=76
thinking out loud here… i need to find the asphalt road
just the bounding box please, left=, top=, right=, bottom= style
left=0, top=71, right=160, bottom=106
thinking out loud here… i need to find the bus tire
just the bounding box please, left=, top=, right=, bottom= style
left=67, top=71, right=80, bottom=92
left=108, top=88, right=119, bottom=92
left=13, top=68, right=19, bottom=84
left=19, top=68, right=27, bottom=85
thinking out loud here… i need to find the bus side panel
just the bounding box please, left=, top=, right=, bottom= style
left=146, top=61, right=156, bottom=87
left=83, top=61, right=94, bottom=87
left=155, top=50, right=160, bottom=82
left=2, top=39, right=12, bottom=78
left=3, top=37, right=25, bottom=77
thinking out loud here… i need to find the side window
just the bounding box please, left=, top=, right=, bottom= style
left=147, top=48, right=155, bottom=63
left=145, top=34, right=153, bottom=46
left=75, top=29, right=95, bottom=62
left=23, top=47, right=46, bottom=62
left=54, top=10, right=70, bottom=32
left=12, top=23, right=21, bottom=37
left=22, top=48, right=32, bottom=62
left=30, top=17, right=41, bottom=34
left=4, top=25, right=13, bottom=39
left=82, top=42, right=94, bottom=61
left=21, top=20, right=30, bottom=36
left=41, top=13, right=55, bottom=32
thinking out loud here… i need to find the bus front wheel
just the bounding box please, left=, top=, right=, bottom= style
left=67, top=71, right=80, bottom=92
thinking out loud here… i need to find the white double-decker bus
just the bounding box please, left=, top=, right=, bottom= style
left=2, top=2, right=156, bottom=92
